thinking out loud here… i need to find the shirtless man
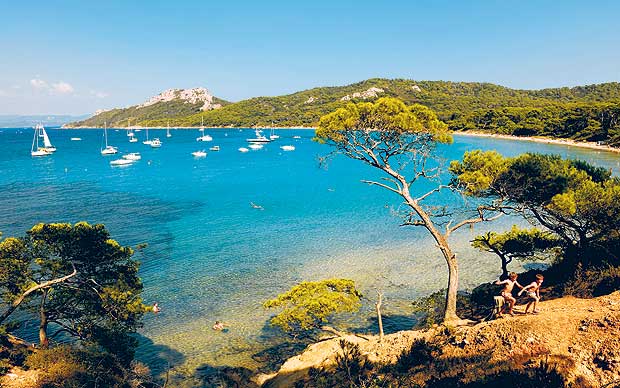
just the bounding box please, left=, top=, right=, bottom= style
left=518, top=274, right=544, bottom=314
left=495, top=272, right=524, bottom=316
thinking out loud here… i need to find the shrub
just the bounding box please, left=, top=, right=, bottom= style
left=396, top=338, right=442, bottom=372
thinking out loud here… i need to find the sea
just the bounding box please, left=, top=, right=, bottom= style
left=1, top=127, right=619, bottom=378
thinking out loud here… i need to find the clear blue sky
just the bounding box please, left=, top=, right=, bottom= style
left=1, top=0, right=619, bottom=115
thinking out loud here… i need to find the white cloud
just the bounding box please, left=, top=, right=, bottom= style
left=90, top=90, right=109, bottom=98
left=51, top=81, right=74, bottom=94
left=30, top=78, right=48, bottom=89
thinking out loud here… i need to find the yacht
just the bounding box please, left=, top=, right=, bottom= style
left=246, top=129, right=271, bottom=143
left=238, top=147, right=249, bottom=153
left=150, top=138, right=162, bottom=148
left=192, top=150, right=207, bottom=157
left=101, top=122, right=118, bottom=155
left=126, top=119, right=134, bottom=137
left=39, top=125, right=56, bottom=152
left=280, top=145, right=296, bottom=151
left=248, top=143, right=263, bottom=150
left=209, top=145, right=220, bottom=151
left=196, top=117, right=212, bottom=141
left=31, top=124, right=51, bottom=157
left=110, top=159, right=133, bottom=166
left=142, top=128, right=153, bottom=145
left=122, top=152, right=141, bottom=161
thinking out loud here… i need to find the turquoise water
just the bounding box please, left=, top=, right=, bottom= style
left=1, top=127, right=619, bottom=375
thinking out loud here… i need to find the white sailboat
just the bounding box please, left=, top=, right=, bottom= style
left=143, top=127, right=153, bottom=145
left=31, top=124, right=51, bottom=157
left=126, top=119, right=134, bottom=137
left=129, top=134, right=138, bottom=143
left=269, top=128, right=280, bottom=140
left=166, top=121, right=172, bottom=138
left=39, top=125, right=56, bottom=152
left=101, top=122, right=118, bottom=155
left=196, top=117, right=212, bottom=142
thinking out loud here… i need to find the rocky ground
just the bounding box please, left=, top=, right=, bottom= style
left=257, top=291, right=620, bottom=387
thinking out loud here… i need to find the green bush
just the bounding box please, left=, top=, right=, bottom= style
left=396, top=338, right=442, bottom=372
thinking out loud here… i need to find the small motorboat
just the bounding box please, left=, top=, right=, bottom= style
left=101, top=145, right=118, bottom=155
left=238, top=147, right=249, bottom=153
left=280, top=145, right=295, bottom=151
left=248, top=143, right=263, bottom=150
left=122, top=152, right=141, bottom=161
left=246, top=129, right=271, bottom=143
left=110, top=159, right=133, bottom=166
left=209, top=145, right=220, bottom=151
left=293, top=136, right=301, bottom=139
left=70, top=137, right=82, bottom=141
left=192, top=150, right=207, bottom=157
left=150, top=138, right=162, bottom=148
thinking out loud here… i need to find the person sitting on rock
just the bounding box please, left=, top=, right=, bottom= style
left=495, top=272, right=524, bottom=317
left=518, top=274, right=544, bottom=314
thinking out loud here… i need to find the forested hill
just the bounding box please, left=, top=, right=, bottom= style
left=67, top=79, right=620, bottom=146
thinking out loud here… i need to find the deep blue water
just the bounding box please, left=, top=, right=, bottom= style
left=1, top=127, right=619, bottom=373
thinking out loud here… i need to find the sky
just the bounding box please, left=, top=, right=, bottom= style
left=1, top=0, right=619, bottom=115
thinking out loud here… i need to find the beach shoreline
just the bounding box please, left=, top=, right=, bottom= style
left=452, top=130, right=620, bottom=155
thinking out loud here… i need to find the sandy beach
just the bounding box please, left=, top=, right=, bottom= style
left=453, top=131, right=620, bottom=155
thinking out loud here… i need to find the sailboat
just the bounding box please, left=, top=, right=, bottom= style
left=143, top=127, right=153, bottom=145
left=269, top=127, right=279, bottom=140
left=39, top=124, right=57, bottom=152
left=126, top=119, right=134, bottom=137
left=166, top=121, right=172, bottom=138
left=31, top=124, right=51, bottom=156
left=129, top=134, right=138, bottom=143
left=101, top=122, right=118, bottom=155
left=196, top=117, right=212, bottom=142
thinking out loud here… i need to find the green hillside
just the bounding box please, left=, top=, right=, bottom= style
left=67, top=78, right=620, bottom=146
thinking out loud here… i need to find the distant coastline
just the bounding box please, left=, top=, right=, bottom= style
left=453, top=131, right=620, bottom=155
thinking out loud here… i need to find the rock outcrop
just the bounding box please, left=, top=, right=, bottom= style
left=137, top=87, right=221, bottom=111
left=340, top=87, right=384, bottom=101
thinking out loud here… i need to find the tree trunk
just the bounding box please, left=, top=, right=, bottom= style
left=39, top=289, right=49, bottom=348
left=441, top=241, right=460, bottom=323
left=0, top=265, right=77, bottom=325
left=500, top=257, right=509, bottom=280
left=400, top=185, right=461, bottom=324
left=376, top=292, right=384, bottom=341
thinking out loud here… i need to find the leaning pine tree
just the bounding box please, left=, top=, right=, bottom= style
left=315, top=98, right=500, bottom=324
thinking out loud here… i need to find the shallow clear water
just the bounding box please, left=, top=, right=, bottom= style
left=1, top=127, right=619, bottom=375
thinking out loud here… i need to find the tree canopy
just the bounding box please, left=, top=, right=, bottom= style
left=451, top=152, right=620, bottom=270
left=0, top=222, right=148, bottom=362
left=472, top=226, right=561, bottom=278
left=264, top=279, right=362, bottom=334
